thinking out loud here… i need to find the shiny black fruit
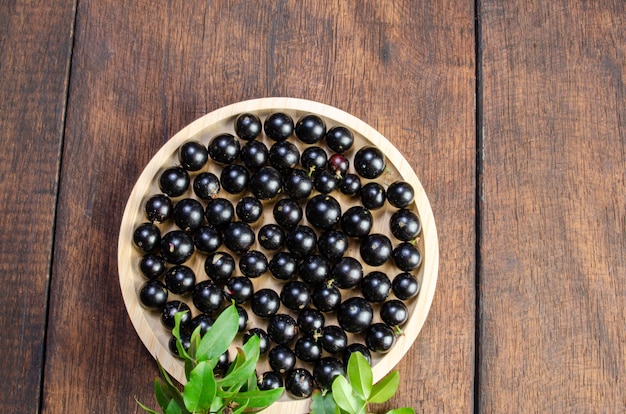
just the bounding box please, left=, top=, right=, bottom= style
left=313, top=357, right=345, bottom=390
left=365, top=323, right=395, bottom=353
left=340, top=206, right=373, bottom=238
left=164, top=265, right=196, bottom=295
left=139, top=280, right=168, bottom=309
left=257, top=224, right=285, bottom=250
left=258, top=371, right=283, bottom=390
left=361, top=271, right=391, bottom=303
left=264, top=112, right=294, bottom=141
left=139, top=254, right=166, bottom=280
left=239, top=250, right=268, bottom=278
left=381, top=299, right=409, bottom=327
left=178, top=140, right=208, bottom=171
left=325, top=126, right=354, bottom=153
left=222, top=221, right=255, bottom=254
left=331, top=257, right=363, bottom=289
left=390, top=208, right=421, bottom=241
left=319, top=325, right=348, bottom=354
left=133, top=222, right=161, bottom=252
left=285, top=225, right=317, bottom=258
left=159, top=166, right=190, bottom=197
left=295, top=114, right=326, bottom=144
left=391, top=242, right=422, bottom=271
left=193, top=226, right=222, bottom=253
left=240, top=140, right=269, bottom=169
left=294, top=335, right=323, bottom=363
left=337, top=297, right=373, bottom=333
left=145, top=194, right=173, bottom=223
left=280, top=280, right=311, bottom=310
left=220, top=164, right=249, bottom=194
left=297, top=308, right=325, bottom=335
left=192, top=280, right=224, bottom=314
left=392, top=272, right=420, bottom=300
left=204, top=251, right=235, bottom=283
left=251, top=288, right=280, bottom=318
left=268, top=251, right=298, bottom=281
left=207, top=133, right=240, bottom=164
left=360, top=182, right=386, bottom=210
left=354, top=146, right=386, bottom=179
left=305, top=194, right=341, bottom=230
left=269, top=141, right=300, bottom=172
left=317, top=230, right=348, bottom=261
left=160, top=230, right=194, bottom=264
left=223, top=276, right=254, bottom=304
left=193, top=172, right=221, bottom=200
left=285, top=368, right=314, bottom=399
left=273, top=198, right=302, bottom=229
left=267, top=314, right=298, bottom=345
left=249, top=166, right=282, bottom=200
left=204, top=198, right=234, bottom=228
left=359, top=233, right=393, bottom=266
left=236, top=196, right=263, bottom=223
left=386, top=181, right=415, bottom=208
left=173, top=198, right=205, bottom=231
left=342, top=343, right=372, bottom=367
left=235, top=113, right=262, bottom=141
left=268, top=345, right=296, bottom=373
left=312, top=283, right=342, bottom=312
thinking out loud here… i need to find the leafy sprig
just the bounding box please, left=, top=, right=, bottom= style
left=310, top=352, right=414, bottom=414
left=137, top=304, right=283, bottom=414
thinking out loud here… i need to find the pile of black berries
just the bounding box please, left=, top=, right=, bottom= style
left=132, top=111, right=422, bottom=399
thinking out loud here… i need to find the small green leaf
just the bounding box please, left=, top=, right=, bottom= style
left=172, top=312, right=192, bottom=362
left=368, top=371, right=399, bottom=404
left=156, top=362, right=186, bottom=409
left=135, top=398, right=160, bottom=414
left=384, top=408, right=415, bottom=414
left=183, top=360, right=217, bottom=412
left=154, top=378, right=172, bottom=410
left=347, top=352, right=373, bottom=400
left=210, top=396, right=224, bottom=413
left=311, top=390, right=340, bottom=414
left=331, top=375, right=363, bottom=414
left=196, top=305, right=239, bottom=361
left=164, top=398, right=186, bottom=414
left=232, top=387, right=284, bottom=408
left=218, top=344, right=260, bottom=388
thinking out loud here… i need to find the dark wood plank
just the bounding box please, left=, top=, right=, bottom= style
left=479, top=1, right=626, bottom=411
left=43, top=1, right=475, bottom=412
left=0, top=1, right=75, bottom=411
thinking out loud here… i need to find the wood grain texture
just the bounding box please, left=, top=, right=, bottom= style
left=479, top=0, right=626, bottom=412
left=43, top=1, right=475, bottom=412
left=0, top=0, right=75, bottom=411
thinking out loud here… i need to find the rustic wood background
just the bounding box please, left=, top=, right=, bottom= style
left=0, top=0, right=623, bottom=412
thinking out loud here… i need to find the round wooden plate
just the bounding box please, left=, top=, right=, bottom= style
left=118, top=97, right=438, bottom=413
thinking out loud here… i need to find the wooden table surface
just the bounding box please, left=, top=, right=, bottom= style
left=1, top=1, right=624, bottom=412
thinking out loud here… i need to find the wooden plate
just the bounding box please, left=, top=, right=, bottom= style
left=118, top=97, right=438, bottom=413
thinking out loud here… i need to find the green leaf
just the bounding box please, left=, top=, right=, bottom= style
left=155, top=378, right=172, bottom=410
left=311, top=390, right=340, bottom=414
left=156, top=362, right=186, bottom=409
left=164, top=398, right=185, bottom=414
left=218, top=343, right=260, bottom=388
left=135, top=398, right=160, bottom=414
left=172, top=312, right=192, bottom=362
left=183, top=360, right=217, bottom=412
left=210, top=396, right=224, bottom=413
left=331, top=375, right=363, bottom=414
left=384, top=408, right=415, bottom=414
left=347, top=352, right=373, bottom=400
left=196, top=305, right=239, bottom=361
left=368, top=371, right=399, bottom=404
left=232, top=387, right=284, bottom=408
